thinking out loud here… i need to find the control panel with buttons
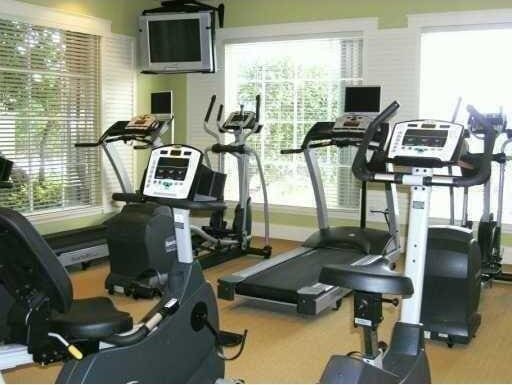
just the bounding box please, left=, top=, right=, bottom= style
left=143, top=145, right=202, bottom=200
left=387, top=120, right=464, bottom=163
left=333, top=114, right=377, bottom=133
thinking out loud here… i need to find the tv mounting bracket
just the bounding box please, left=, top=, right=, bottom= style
left=143, top=0, right=225, bottom=28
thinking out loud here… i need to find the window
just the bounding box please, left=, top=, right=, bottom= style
left=224, top=37, right=363, bottom=210
left=420, top=28, right=512, bottom=223
left=0, top=18, right=100, bottom=215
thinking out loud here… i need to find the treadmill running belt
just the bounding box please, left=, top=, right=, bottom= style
left=44, top=225, right=107, bottom=254
left=236, top=248, right=363, bottom=304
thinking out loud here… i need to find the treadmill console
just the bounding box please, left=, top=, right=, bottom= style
left=143, top=145, right=202, bottom=199
left=333, top=114, right=376, bottom=133
left=223, top=111, right=256, bottom=131
left=387, top=120, right=464, bottom=165
left=127, top=114, right=159, bottom=130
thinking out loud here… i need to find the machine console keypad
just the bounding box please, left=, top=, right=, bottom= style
left=144, top=145, right=202, bottom=199
left=333, top=114, right=376, bottom=133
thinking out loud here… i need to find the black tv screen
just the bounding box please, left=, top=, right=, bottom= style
left=149, top=19, right=201, bottom=63
left=151, top=92, right=173, bottom=114
left=345, top=86, right=381, bottom=113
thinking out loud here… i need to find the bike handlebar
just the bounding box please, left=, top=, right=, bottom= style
left=351, top=101, right=400, bottom=182
left=352, top=102, right=497, bottom=188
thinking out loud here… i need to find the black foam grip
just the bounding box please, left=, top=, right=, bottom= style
left=280, top=149, right=303, bottom=155
left=217, top=104, right=224, bottom=122
left=212, top=144, right=246, bottom=154
left=205, top=95, right=217, bottom=122
left=255, top=94, right=261, bottom=122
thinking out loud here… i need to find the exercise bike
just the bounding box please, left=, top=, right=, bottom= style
left=0, top=148, right=247, bottom=383
left=192, top=94, right=272, bottom=267
left=318, top=103, right=496, bottom=383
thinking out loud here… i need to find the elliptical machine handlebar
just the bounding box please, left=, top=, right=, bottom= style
left=205, top=94, right=217, bottom=123
left=255, top=94, right=261, bottom=123
left=203, top=95, right=223, bottom=142
left=352, top=103, right=497, bottom=188
left=217, top=103, right=224, bottom=124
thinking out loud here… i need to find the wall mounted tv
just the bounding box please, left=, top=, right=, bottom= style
left=139, top=12, right=215, bottom=74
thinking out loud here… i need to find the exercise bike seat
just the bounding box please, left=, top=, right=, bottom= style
left=321, top=355, right=400, bottom=383
left=51, top=298, right=133, bottom=340
left=319, top=259, right=414, bottom=296
left=0, top=208, right=133, bottom=341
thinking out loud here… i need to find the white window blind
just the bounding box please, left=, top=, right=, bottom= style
left=100, top=35, right=136, bottom=207
left=420, top=28, right=512, bottom=224
left=0, top=18, right=101, bottom=215
left=224, top=37, right=363, bottom=210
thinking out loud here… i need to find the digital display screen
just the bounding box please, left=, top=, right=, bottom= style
left=155, top=157, right=189, bottom=180
left=405, top=129, right=448, bottom=138
left=402, top=129, right=448, bottom=148
left=345, top=86, right=381, bottom=113
left=151, top=92, right=172, bottom=114
left=231, top=114, right=245, bottom=122
left=149, top=19, right=201, bottom=63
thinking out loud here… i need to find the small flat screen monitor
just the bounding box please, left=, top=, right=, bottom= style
left=345, top=86, right=381, bottom=113
left=151, top=91, right=173, bottom=115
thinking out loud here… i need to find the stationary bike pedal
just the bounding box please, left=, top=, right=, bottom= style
left=218, top=330, right=244, bottom=347
left=128, top=282, right=162, bottom=299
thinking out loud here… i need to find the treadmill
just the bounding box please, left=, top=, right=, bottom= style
left=218, top=86, right=401, bottom=315
left=44, top=117, right=171, bottom=268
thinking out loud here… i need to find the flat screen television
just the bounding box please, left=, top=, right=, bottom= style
left=345, top=86, right=381, bottom=113
left=139, top=12, right=215, bottom=74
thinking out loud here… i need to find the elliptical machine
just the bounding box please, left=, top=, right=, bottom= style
left=464, top=111, right=511, bottom=282
left=0, top=146, right=247, bottom=383
left=318, top=103, right=496, bottom=383
left=194, top=95, right=272, bottom=267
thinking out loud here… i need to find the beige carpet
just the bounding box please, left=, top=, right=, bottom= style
left=4, top=238, right=512, bottom=383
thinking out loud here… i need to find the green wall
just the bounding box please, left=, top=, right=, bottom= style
left=210, top=0, right=512, bottom=29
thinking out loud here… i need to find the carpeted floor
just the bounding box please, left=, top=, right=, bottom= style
left=4, top=238, right=512, bottom=383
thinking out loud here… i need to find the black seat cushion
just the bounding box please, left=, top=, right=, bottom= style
left=321, top=355, right=400, bottom=383
left=50, top=297, right=133, bottom=340
left=319, top=259, right=414, bottom=296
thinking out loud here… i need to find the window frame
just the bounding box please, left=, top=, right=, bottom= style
left=210, top=17, right=378, bottom=220
left=411, top=9, right=512, bottom=229
left=0, top=0, right=134, bottom=224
